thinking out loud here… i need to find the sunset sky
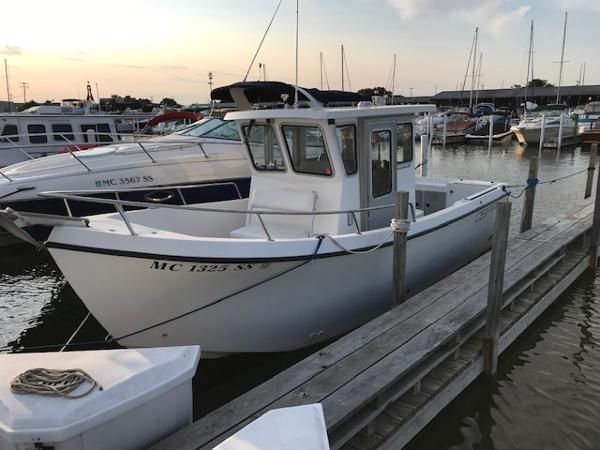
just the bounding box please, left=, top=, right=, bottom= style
left=1, top=0, right=598, bottom=105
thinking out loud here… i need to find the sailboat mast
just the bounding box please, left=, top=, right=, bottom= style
left=460, top=27, right=477, bottom=106
left=556, top=11, right=568, bottom=103
left=294, top=0, right=299, bottom=106
left=341, top=45, right=344, bottom=91
left=469, top=27, right=478, bottom=109
left=524, top=20, right=534, bottom=115
left=391, top=53, right=397, bottom=105
left=4, top=59, right=12, bottom=113
left=475, top=52, right=482, bottom=105
left=320, top=52, right=323, bottom=90
left=582, top=61, right=586, bottom=86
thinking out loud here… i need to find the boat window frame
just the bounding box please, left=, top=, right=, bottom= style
left=51, top=123, right=75, bottom=142
left=201, top=120, right=241, bottom=141
left=0, top=123, right=19, bottom=143
left=370, top=128, right=393, bottom=198
left=280, top=123, right=334, bottom=177
left=27, top=123, right=48, bottom=144
left=242, top=121, right=287, bottom=172
left=396, top=122, right=413, bottom=165
left=335, top=124, right=357, bottom=176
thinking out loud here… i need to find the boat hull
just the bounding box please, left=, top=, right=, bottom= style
left=512, top=124, right=576, bottom=145
left=47, top=196, right=503, bottom=356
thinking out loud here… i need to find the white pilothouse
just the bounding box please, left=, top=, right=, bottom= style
left=1, top=82, right=508, bottom=357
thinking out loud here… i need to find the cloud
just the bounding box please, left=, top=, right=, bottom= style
left=107, top=63, right=148, bottom=69
left=552, top=0, right=600, bottom=13
left=386, top=0, right=530, bottom=37
left=170, top=74, right=204, bottom=83
left=1, top=45, right=23, bottom=55
left=65, top=57, right=85, bottom=62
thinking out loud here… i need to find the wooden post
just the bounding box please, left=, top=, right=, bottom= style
left=393, top=191, right=409, bottom=306
left=538, top=115, right=546, bottom=152
left=585, top=143, right=598, bottom=199
left=557, top=112, right=564, bottom=150
left=442, top=114, right=447, bottom=148
left=520, top=156, right=539, bottom=233
left=420, top=135, right=429, bottom=177
left=589, top=158, right=600, bottom=270
left=488, top=115, right=494, bottom=149
left=483, top=201, right=512, bottom=375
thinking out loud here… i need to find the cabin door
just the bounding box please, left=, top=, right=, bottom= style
left=359, top=119, right=397, bottom=230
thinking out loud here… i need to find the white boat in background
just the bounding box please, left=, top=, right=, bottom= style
left=0, top=99, right=155, bottom=167
left=511, top=104, right=576, bottom=145
left=0, top=346, right=200, bottom=450
left=577, top=101, right=600, bottom=132
left=0, top=82, right=508, bottom=357
left=0, top=117, right=250, bottom=244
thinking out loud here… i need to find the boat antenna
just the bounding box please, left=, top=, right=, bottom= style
left=460, top=27, right=478, bottom=106
left=4, top=59, right=13, bottom=113
left=242, top=0, right=283, bottom=82
left=294, top=0, right=299, bottom=107
left=391, top=53, right=397, bottom=105
left=555, top=11, right=568, bottom=103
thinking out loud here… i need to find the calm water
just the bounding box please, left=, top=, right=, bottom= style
left=1, top=140, right=599, bottom=448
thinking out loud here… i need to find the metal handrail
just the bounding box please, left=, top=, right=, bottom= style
left=0, top=137, right=234, bottom=181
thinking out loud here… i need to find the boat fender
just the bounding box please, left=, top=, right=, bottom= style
left=144, top=190, right=175, bottom=203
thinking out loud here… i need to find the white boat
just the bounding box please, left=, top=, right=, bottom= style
left=0, top=83, right=508, bottom=357
left=511, top=104, right=576, bottom=145
left=0, top=346, right=200, bottom=450
left=577, top=101, right=600, bottom=132
left=0, top=101, right=155, bottom=167
left=215, top=404, right=330, bottom=450
left=0, top=117, right=249, bottom=244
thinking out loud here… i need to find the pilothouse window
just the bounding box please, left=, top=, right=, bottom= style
left=27, top=124, right=47, bottom=144
left=371, top=130, right=392, bottom=198
left=396, top=123, right=413, bottom=164
left=335, top=125, right=357, bottom=175
left=243, top=124, right=285, bottom=171
left=282, top=125, right=332, bottom=176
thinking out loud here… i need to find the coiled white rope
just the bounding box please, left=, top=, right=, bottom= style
left=390, top=218, right=411, bottom=233
left=10, top=368, right=102, bottom=398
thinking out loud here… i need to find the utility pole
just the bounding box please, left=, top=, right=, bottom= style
left=19, top=81, right=29, bottom=103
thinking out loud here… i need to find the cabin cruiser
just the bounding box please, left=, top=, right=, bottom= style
left=0, top=100, right=155, bottom=167
left=0, top=117, right=249, bottom=245
left=0, top=82, right=508, bottom=357
left=465, top=111, right=513, bottom=142
left=577, top=101, right=600, bottom=133
left=431, top=111, right=475, bottom=144
left=511, top=104, right=576, bottom=145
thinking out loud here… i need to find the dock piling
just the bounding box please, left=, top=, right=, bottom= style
left=538, top=115, right=546, bottom=153
left=420, top=135, right=429, bottom=177
left=483, top=201, right=512, bottom=375
left=589, top=157, right=600, bottom=270
left=393, top=191, right=409, bottom=305
left=520, top=156, right=539, bottom=233
left=557, top=112, right=564, bottom=150
left=442, top=114, right=447, bottom=148
left=488, top=115, right=493, bottom=149
left=585, top=143, right=597, bottom=199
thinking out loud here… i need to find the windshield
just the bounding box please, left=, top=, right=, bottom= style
left=243, top=123, right=286, bottom=171
left=175, top=118, right=223, bottom=137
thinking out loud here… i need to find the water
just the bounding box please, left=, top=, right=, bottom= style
left=0, top=141, right=598, bottom=448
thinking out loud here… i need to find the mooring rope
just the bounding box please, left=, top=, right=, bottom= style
left=10, top=368, right=102, bottom=398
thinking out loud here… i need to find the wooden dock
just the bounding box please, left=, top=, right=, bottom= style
left=152, top=198, right=597, bottom=450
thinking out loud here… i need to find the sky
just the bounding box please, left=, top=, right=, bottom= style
left=1, top=0, right=598, bottom=105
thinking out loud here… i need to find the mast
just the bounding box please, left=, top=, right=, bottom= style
left=4, top=59, right=12, bottom=113
left=475, top=52, right=482, bottom=105
left=320, top=52, right=323, bottom=90
left=582, top=61, right=586, bottom=86
left=556, top=11, right=568, bottom=103
left=461, top=27, right=477, bottom=106
left=293, top=0, right=299, bottom=107
left=469, top=27, right=478, bottom=109
left=391, top=53, right=397, bottom=105
left=341, top=44, right=344, bottom=91
left=524, top=20, right=534, bottom=116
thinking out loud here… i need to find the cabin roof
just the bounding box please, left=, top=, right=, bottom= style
left=225, top=104, right=437, bottom=122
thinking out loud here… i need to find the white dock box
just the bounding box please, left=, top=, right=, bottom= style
left=0, top=346, right=200, bottom=450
